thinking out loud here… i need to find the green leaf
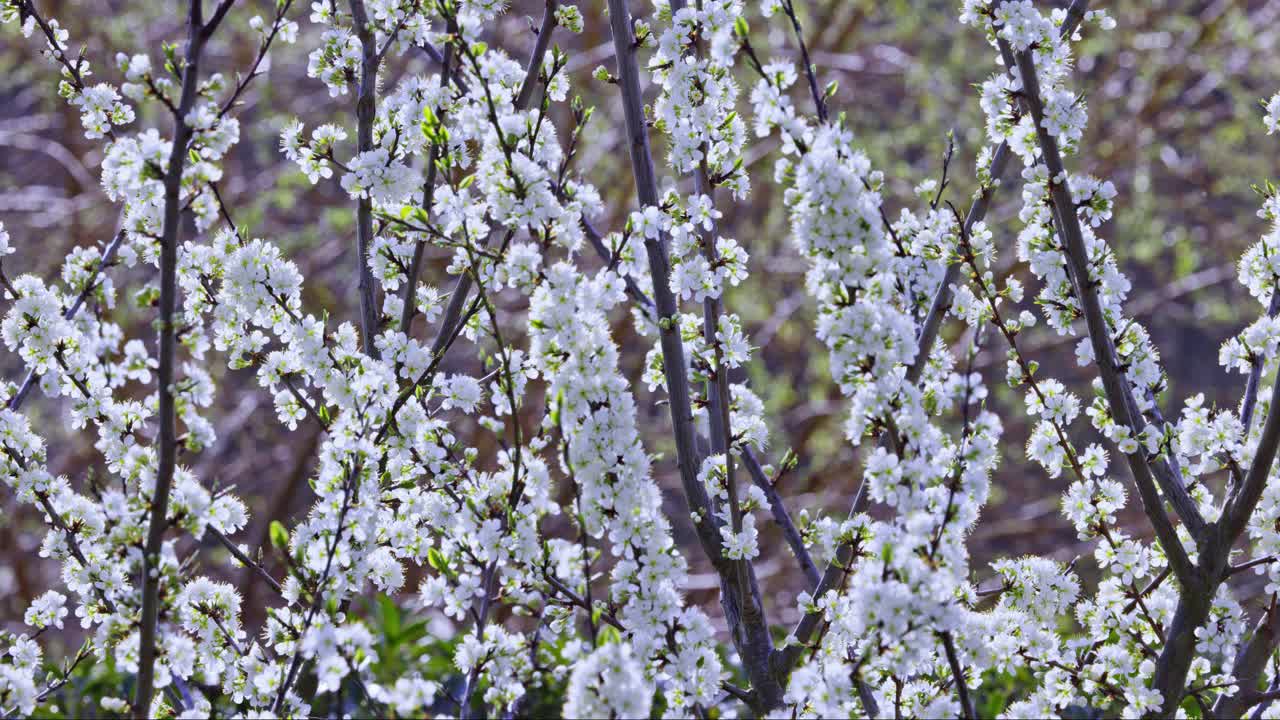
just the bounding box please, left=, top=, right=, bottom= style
left=598, top=624, right=622, bottom=646
left=269, top=520, right=289, bottom=550
left=378, top=595, right=401, bottom=641
left=427, top=547, right=448, bottom=573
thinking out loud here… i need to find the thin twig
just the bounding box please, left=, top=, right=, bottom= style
left=739, top=446, right=820, bottom=588
left=939, top=631, right=975, bottom=719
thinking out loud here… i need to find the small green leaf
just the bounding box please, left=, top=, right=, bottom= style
left=378, top=595, right=401, bottom=641
left=598, top=624, right=622, bottom=646
left=427, top=547, right=448, bottom=573
left=269, top=520, right=289, bottom=550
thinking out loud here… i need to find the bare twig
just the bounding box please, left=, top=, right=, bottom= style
left=209, top=527, right=285, bottom=598
left=779, top=0, right=827, bottom=123
left=218, top=0, right=296, bottom=118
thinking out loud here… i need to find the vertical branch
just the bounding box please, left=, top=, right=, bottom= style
left=348, top=0, right=381, bottom=358
left=940, top=631, right=975, bottom=719
left=608, top=0, right=781, bottom=708
left=694, top=171, right=741, bottom=532
left=673, top=0, right=757, bottom=632
left=515, top=0, right=558, bottom=111
left=680, top=6, right=740, bottom=536
left=136, top=1, right=233, bottom=715
left=457, top=561, right=499, bottom=718
left=605, top=0, right=711, bottom=542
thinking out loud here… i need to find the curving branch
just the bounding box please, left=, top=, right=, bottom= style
left=1010, top=41, right=1197, bottom=583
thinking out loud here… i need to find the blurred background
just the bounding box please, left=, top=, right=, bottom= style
left=2, top=0, right=1279, bottom=684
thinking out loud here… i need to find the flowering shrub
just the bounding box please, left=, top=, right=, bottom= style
left=1, top=0, right=1280, bottom=717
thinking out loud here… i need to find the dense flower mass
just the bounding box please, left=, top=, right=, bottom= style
left=1, top=0, right=1279, bottom=717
